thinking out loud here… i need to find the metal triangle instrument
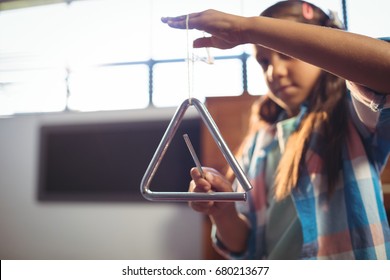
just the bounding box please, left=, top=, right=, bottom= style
left=140, top=98, right=253, bottom=202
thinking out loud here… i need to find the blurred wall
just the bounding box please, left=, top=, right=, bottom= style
left=0, top=108, right=202, bottom=259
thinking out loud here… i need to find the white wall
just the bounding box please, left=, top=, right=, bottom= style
left=0, top=108, right=203, bottom=259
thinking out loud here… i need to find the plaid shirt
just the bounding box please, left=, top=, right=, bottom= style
left=212, top=82, right=390, bottom=259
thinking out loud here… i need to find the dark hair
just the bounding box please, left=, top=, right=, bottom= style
left=254, top=1, right=348, bottom=200
left=260, top=0, right=344, bottom=29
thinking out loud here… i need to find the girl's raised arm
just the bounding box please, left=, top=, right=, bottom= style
left=162, top=9, right=390, bottom=94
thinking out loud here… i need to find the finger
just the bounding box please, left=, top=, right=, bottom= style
left=189, top=170, right=211, bottom=193
left=188, top=180, right=207, bottom=193
left=190, top=179, right=211, bottom=193
left=161, top=12, right=201, bottom=29
left=204, top=171, right=233, bottom=192
left=161, top=14, right=188, bottom=22
left=161, top=14, right=187, bottom=23
left=190, top=167, right=203, bottom=180
left=189, top=200, right=213, bottom=213
left=188, top=180, right=213, bottom=213
left=161, top=16, right=186, bottom=29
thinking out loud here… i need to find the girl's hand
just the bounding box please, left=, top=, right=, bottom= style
left=161, top=9, right=246, bottom=49
left=188, top=167, right=235, bottom=217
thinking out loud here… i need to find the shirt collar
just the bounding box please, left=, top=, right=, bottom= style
left=275, top=105, right=308, bottom=153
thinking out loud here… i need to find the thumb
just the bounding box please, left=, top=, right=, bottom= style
left=193, top=37, right=213, bottom=48
left=194, top=36, right=238, bottom=49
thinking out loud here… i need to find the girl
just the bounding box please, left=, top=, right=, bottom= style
left=162, top=0, right=390, bottom=259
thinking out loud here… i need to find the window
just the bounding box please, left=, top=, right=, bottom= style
left=0, top=0, right=389, bottom=116
left=68, top=64, right=149, bottom=111
left=0, top=3, right=69, bottom=114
